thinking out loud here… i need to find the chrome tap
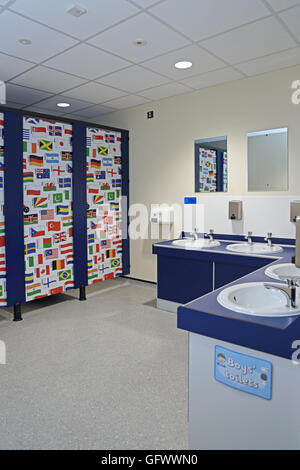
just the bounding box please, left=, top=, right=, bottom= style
left=264, top=278, right=298, bottom=309
left=264, top=232, right=273, bottom=247
left=192, top=228, right=198, bottom=241
left=205, top=229, right=214, bottom=242
left=245, top=231, right=253, bottom=245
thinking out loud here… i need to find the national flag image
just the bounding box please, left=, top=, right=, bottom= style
left=49, top=125, right=62, bottom=136
left=107, top=192, right=116, bottom=202
left=54, top=232, right=67, bottom=244
left=88, top=187, right=99, bottom=195
left=60, top=243, right=73, bottom=255
left=45, top=249, right=59, bottom=260
left=32, top=126, right=47, bottom=134
left=65, top=280, right=74, bottom=291
left=26, top=283, right=42, bottom=297
left=98, top=146, right=108, bottom=156
left=59, top=178, right=71, bottom=188
left=43, top=237, right=52, bottom=249
left=39, top=139, right=53, bottom=151
left=25, top=117, right=40, bottom=125
left=87, top=209, right=96, bottom=219
left=44, top=182, right=56, bottom=192
left=53, top=193, right=63, bottom=204
left=23, top=172, right=34, bottom=183
left=26, top=188, right=41, bottom=196
left=36, top=169, right=50, bottom=179
left=29, top=155, right=43, bottom=167
left=24, top=243, right=36, bottom=255
left=95, top=171, right=106, bottom=180
left=105, top=273, right=115, bottom=281
left=33, top=197, right=48, bottom=208
left=36, top=266, right=50, bottom=278
left=102, top=157, right=113, bottom=167
left=87, top=173, right=94, bottom=183
left=88, top=234, right=95, bottom=244
left=91, top=221, right=101, bottom=230
left=67, top=164, right=72, bottom=174
left=111, top=258, right=121, bottom=268
left=88, top=259, right=93, bottom=269
left=112, top=179, right=121, bottom=188
left=88, top=268, right=98, bottom=281
left=64, top=128, right=72, bottom=136
left=105, top=133, right=115, bottom=144
left=25, top=272, right=34, bottom=284
left=91, top=159, right=101, bottom=170
left=56, top=205, right=69, bottom=215
left=51, top=286, right=63, bottom=295
left=101, top=183, right=110, bottom=191
left=114, top=157, right=122, bottom=165
left=62, top=152, right=72, bottom=161
left=52, top=259, right=65, bottom=270
left=46, top=153, right=60, bottom=164
left=62, top=216, right=73, bottom=227
left=58, top=270, right=71, bottom=281
left=93, top=195, right=104, bottom=205
left=0, top=146, right=3, bottom=157
left=41, top=209, right=55, bottom=220
left=106, top=250, right=116, bottom=259
left=23, top=129, right=30, bottom=140
left=0, top=221, right=4, bottom=234
left=31, top=227, right=45, bottom=238
left=24, top=214, right=38, bottom=225
left=101, top=240, right=111, bottom=249
left=48, top=221, right=61, bottom=231
left=0, top=176, right=3, bottom=189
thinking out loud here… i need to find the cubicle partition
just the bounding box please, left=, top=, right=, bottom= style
left=0, top=106, right=129, bottom=320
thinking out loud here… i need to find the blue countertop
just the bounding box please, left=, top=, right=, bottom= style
left=153, top=236, right=300, bottom=360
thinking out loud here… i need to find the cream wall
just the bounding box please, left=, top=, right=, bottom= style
left=101, top=66, right=300, bottom=283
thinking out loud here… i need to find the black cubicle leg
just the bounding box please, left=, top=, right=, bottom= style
left=13, top=303, right=23, bottom=322
left=79, top=286, right=87, bottom=301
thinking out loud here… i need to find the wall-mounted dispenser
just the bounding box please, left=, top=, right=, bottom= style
left=290, top=201, right=300, bottom=223
left=150, top=206, right=174, bottom=225
left=229, top=201, right=243, bottom=221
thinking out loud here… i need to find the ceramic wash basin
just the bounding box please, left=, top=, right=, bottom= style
left=217, top=282, right=300, bottom=317
left=226, top=243, right=283, bottom=255
left=172, top=239, right=220, bottom=249
left=265, top=263, right=300, bottom=281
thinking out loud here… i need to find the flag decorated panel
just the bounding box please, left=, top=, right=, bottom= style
left=223, top=152, right=228, bottom=192
left=23, top=117, right=74, bottom=301
left=0, top=113, right=7, bottom=306
left=86, top=128, right=123, bottom=284
left=199, top=147, right=217, bottom=193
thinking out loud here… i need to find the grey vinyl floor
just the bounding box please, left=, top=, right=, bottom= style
left=0, top=278, right=188, bottom=450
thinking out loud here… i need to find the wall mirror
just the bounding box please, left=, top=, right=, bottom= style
left=248, top=128, right=288, bottom=192
left=195, top=136, right=228, bottom=193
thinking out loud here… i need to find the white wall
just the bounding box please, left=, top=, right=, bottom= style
left=101, top=66, right=300, bottom=282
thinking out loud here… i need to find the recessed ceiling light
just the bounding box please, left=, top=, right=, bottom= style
left=175, top=61, right=193, bottom=70
left=19, top=39, right=32, bottom=45
left=67, top=5, right=87, bottom=17
left=57, top=102, right=70, bottom=108
left=133, top=38, right=147, bottom=47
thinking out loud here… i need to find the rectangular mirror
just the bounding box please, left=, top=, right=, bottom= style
left=248, top=128, right=288, bottom=192
left=195, top=136, right=228, bottom=193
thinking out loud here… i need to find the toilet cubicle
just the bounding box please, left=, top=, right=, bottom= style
left=0, top=105, right=129, bottom=320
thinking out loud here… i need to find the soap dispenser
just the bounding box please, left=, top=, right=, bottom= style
left=229, top=201, right=243, bottom=221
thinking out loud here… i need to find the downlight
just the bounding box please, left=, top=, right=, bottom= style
left=175, top=61, right=193, bottom=69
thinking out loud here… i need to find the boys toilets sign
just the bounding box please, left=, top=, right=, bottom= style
left=215, top=346, right=273, bottom=400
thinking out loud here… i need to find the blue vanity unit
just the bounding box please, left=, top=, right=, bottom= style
left=153, top=236, right=300, bottom=450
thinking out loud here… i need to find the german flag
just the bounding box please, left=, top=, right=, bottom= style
left=29, top=155, right=43, bottom=167
left=91, top=159, right=101, bottom=170
left=52, top=259, right=65, bottom=270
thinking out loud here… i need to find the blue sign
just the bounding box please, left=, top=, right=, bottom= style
left=184, top=197, right=197, bottom=205
left=215, top=346, right=273, bottom=401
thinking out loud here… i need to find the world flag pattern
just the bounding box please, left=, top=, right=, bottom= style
left=0, top=113, right=7, bottom=306
left=86, top=128, right=123, bottom=284
left=199, top=147, right=217, bottom=193
left=23, top=117, right=74, bottom=301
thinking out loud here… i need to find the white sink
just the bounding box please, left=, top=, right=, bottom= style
left=217, top=282, right=300, bottom=317
left=265, top=263, right=300, bottom=281
left=226, top=243, right=283, bottom=255
left=172, top=239, right=221, bottom=249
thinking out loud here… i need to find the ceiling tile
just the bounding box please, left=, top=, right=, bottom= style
left=138, top=82, right=192, bottom=100
left=30, top=95, right=93, bottom=114
left=6, top=83, right=52, bottom=105
left=22, top=104, right=67, bottom=115
left=88, top=12, right=190, bottom=63
left=0, top=52, right=34, bottom=81
left=265, top=0, right=300, bottom=11
left=98, top=65, right=170, bottom=93
left=0, top=11, right=78, bottom=62
left=235, top=47, right=300, bottom=76
left=201, top=17, right=296, bottom=64
left=63, top=82, right=126, bottom=103
left=142, top=45, right=225, bottom=80
left=0, top=0, right=11, bottom=5
left=180, top=67, right=244, bottom=89
left=150, top=0, right=270, bottom=41
left=5, top=101, right=25, bottom=109
left=104, top=94, right=149, bottom=109
left=44, top=44, right=131, bottom=80
left=11, top=66, right=87, bottom=94
left=65, top=104, right=117, bottom=119
left=10, top=0, right=139, bottom=40
left=280, top=6, right=300, bottom=41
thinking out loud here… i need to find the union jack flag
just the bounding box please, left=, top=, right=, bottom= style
left=49, top=125, right=62, bottom=136
left=54, top=232, right=67, bottom=243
